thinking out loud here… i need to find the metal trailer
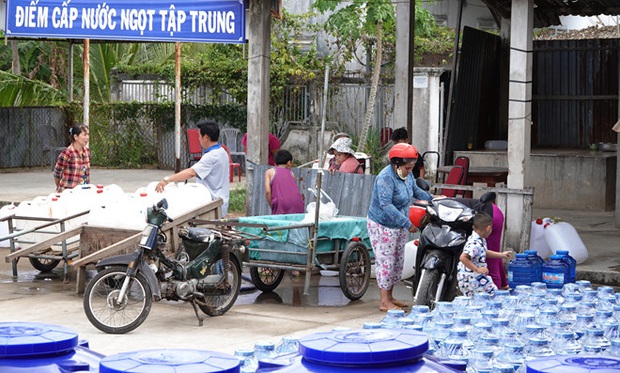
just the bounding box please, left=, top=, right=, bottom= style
left=1, top=199, right=223, bottom=293
left=190, top=209, right=372, bottom=301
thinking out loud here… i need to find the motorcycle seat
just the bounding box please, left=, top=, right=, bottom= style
left=178, top=227, right=216, bottom=243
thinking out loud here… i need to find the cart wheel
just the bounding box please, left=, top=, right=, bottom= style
left=29, top=257, right=61, bottom=272
left=250, top=267, right=285, bottom=292
left=339, top=241, right=371, bottom=301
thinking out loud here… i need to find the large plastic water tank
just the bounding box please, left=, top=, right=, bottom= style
left=0, top=321, right=104, bottom=372
left=529, top=219, right=553, bottom=260
left=544, top=221, right=588, bottom=264
left=525, top=354, right=620, bottom=373
left=256, top=329, right=460, bottom=372
left=0, top=203, right=17, bottom=247
left=99, top=349, right=240, bottom=373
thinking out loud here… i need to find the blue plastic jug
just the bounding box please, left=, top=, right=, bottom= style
left=542, top=254, right=570, bottom=289
left=508, top=253, right=535, bottom=288
left=0, top=322, right=104, bottom=373
left=556, top=249, right=577, bottom=284
left=524, top=249, right=544, bottom=282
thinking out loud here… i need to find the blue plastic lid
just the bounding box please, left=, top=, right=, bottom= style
left=549, top=254, right=563, bottom=260
left=298, top=329, right=428, bottom=366
left=526, top=355, right=620, bottom=373
left=99, top=349, right=240, bottom=373
left=0, top=322, right=79, bottom=358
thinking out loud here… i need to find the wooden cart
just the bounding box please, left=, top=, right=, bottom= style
left=2, top=199, right=223, bottom=293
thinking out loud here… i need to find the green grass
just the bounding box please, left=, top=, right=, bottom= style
left=228, top=186, right=246, bottom=214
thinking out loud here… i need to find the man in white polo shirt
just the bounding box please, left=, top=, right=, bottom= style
left=155, top=120, right=230, bottom=216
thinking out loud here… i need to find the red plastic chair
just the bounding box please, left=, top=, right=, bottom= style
left=440, top=165, right=465, bottom=198
left=222, top=144, right=242, bottom=182
left=454, top=156, right=470, bottom=197
left=186, top=128, right=203, bottom=168
left=380, top=127, right=393, bottom=146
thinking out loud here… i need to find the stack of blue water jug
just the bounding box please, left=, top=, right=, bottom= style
left=508, top=250, right=577, bottom=289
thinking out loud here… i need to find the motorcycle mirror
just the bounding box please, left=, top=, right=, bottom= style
left=479, top=192, right=496, bottom=204
left=157, top=198, right=168, bottom=210
left=416, top=177, right=430, bottom=191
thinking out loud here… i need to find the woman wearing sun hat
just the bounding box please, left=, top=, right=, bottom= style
left=328, top=137, right=363, bottom=174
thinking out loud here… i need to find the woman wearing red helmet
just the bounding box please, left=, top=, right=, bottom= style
left=367, top=143, right=435, bottom=312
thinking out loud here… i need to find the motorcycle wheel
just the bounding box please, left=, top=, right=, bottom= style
left=83, top=266, right=152, bottom=334
left=29, top=257, right=61, bottom=272
left=198, top=255, right=241, bottom=316
left=339, top=241, right=371, bottom=301
left=414, top=268, right=442, bottom=308
left=249, top=266, right=285, bottom=292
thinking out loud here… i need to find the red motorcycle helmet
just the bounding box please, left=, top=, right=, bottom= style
left=389, top=143, right=419, bottom=165
left=409, top=205, right=428, bottom=228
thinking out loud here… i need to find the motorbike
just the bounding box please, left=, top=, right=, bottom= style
left=410, top=179, right=495, bottom=307
left=83, top=198, right=245, bottom=334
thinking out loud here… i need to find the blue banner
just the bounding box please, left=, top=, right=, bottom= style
left=5, top=0, right=245, bottom=43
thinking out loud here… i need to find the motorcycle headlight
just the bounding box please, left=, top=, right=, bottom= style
left=437, top=205, right=464, bottom=222
left=139, top=224, right=157, bottom=249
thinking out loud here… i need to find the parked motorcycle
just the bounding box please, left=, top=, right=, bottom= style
left=410, top=180, right=495, bottom=307
left=83, top=199, right=245, bottom=334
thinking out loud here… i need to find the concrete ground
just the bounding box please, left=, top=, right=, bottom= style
left=0, top=167, right=619, bottom=357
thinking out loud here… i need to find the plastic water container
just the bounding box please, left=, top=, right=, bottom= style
left=544, top=221, right=588, bottom=264
left=525, top=355, right=620, bottom=373
left=255, top=329, right=461, bottom=372
left=530, top=219, right=553, bottom=260
left=542, top=254, right=570, bottom=289
left=0, top=321, right=104, bottom=372
left=524, top=250, right=544, bottom=283
left=556, top=250, right=577, bottom=284
left=401, top=239, right=418, bottom=280
left=99, top=349, right=240, bottom=373
left=0, top=203, right=17, bottom=247
left=508, top=253, right=535, bottom=288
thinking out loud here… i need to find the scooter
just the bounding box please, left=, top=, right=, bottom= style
left=409, top=180, right=495, bottom=307
left=83, top=198, right=246, bottom=334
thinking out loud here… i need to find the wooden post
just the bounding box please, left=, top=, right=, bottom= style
left=246, top=0, right=272, bottom=216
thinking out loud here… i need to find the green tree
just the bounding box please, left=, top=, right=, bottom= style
left=312, top=0, right=437, bottom=152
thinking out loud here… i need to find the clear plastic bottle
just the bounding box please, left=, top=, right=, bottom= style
left=598, top=293, right=617, bottom=312
left=614, top=305, right=620, bottom=322
left=524, top=338, right=554, bottom=359
left=581, top=288, right=598, bottom=302
left=575, top=279, right=592, bottom=292
left=475, top=335, right=502, bottom=358
left=491, top=319, right=517, bottom=342
left=452, top=295, right=471, bottom=311
left=523, top=325, right=550, bottom=346
left=511, top=307, right=536, bottom=336
left=473, top=292, right=492, bottom=308
left=606, top=339, right=620, bottom=357
left=380, top=308, right=406, bottom=328
left=576, top=300, right=597, bottom=317
left=253, top=341, right=278, bottom=362
left=581, top=327, right=611, bottom=352
left=234, top=348, right=258, bottom=373
left=547, top=288, right=564, bottom=305
left=551, top=330, right=582, bottom=355
left=530, top=281, right=547, bottom=296
left=496, top=344, right=526, bottom=372
left=363, top=322, right=383, bottom=329
left=467, top=348, right=494, bottom=373
left=558, top=303, right=578, bottom=324
left=453, top=315, right=473, bottom=334
left=396, top=318, right=415, bottom=329
left=573, top=314, right=596, bottom=339
left=499, top=296, right=519, bottom=320
left=407, top=304, right=430, bottom=323
left=430, top=320, right=454, bottom=345
left=537, top=309, right=558, bottom=329
left=442, top=328, right=474, bottom=353
left=275, top=336, right=299, bottom=355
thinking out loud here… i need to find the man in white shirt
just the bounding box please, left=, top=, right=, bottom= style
left=156, top=120, right=230, bottom=216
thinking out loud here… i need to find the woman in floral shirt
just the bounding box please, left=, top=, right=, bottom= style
left=53, top=123, right=90, bottom=192
left=367, top=143, right=433, bottom=312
